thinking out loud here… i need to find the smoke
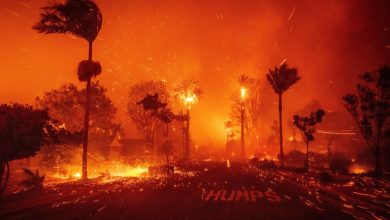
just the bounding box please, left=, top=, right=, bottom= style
left=0, top=0, right=389, bottom=144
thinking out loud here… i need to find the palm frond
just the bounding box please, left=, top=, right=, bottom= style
left=33, top=0, right=102, bottom=42
left=266, top=63, right=301, bottom=95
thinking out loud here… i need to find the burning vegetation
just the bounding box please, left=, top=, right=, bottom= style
left=0, top=0, right=389, bottom=219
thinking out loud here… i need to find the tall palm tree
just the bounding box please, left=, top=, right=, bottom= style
left=33, top=0, right=103, bottom=180
left=266, top=63, right=300, bottom=167
left=173, top=80, right=202, bottom=161
left=237, top=74, right=250, bottom=160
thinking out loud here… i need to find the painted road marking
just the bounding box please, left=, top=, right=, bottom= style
left=203, top=189, right=282, bottom=203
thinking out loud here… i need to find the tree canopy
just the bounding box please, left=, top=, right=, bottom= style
left=33, top=0, right=102, bottom=43
left=36, top=81, right=120, bottom=146
left=267, top=63, right=301, bottom=95
left=0, top=103, right=56, bottom=162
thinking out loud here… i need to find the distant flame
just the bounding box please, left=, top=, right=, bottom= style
left=50, top=161, right=149, bottom=182
left=350, top=165, right=366, bottom=174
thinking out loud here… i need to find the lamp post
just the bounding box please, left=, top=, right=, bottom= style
left=182, top=94, right=196, bottom=161
left=240, top=87, right=246, bottom=160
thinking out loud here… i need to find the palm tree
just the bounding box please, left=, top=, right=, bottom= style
left=237, top=74, right=250, bottom=160
left=33, top=0, right=103, bottom=180
left=173, top=80, right=202, bottom=161
left=266, top=63, right=301, bottom=167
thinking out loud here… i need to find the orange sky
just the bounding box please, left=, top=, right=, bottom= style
left=0, top=0, right=389, bottom=144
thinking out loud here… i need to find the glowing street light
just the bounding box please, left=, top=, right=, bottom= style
left=240, top=87, right=246, bottom=100
left=181, top=91, right=198, bottom=161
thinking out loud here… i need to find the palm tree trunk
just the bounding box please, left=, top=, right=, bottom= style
left=82, top=41, right=93, bottom=180
left=278, top=94, right=284, bottom=167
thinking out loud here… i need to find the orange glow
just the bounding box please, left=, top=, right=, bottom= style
left=180, top=92, right=198, bottom=109
left=349, top=165, right=366, bottom=174
left=50, top=161, right=149, bottom=182
left=240, top=87, right=246, bottom=100
left=71, top=172, right=81, bottom=179
left=0, top=0, right=388, bottom=146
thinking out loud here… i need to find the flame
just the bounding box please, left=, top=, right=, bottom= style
left=350, top=165, right=366, bottom=174
left=50, top=161, right=149, bottom=182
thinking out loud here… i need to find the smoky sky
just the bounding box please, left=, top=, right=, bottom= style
left=0, top=0, right=389, bottom=143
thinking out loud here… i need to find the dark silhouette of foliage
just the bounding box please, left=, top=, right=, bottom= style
left=137, top=93, right=167, bottom=111
left=33, top=0, right=102, bottom=42
left=33, top=0, right=103, bottom=180
left=0, top=104, right=56, bottom=194
left=21, top=168, right=45, bottom=191
left=137, top=90, right=177, bottom=167
left=128, top=81, right=169, bottom=154
left=36, top=82, right=120, bottom=168
left=77, top=60, right=102, bottom=81
left=267, top=63, right=301, bottom=166
left=293, top=109, right=325, bottom=169
left=343, top=65, right=390, bottom=178
left=36, top=82, right=120, bottom=141
left=155, top=108, right=175, bottom=124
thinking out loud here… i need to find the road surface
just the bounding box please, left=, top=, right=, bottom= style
left=0, top=162, right=389, bottom=219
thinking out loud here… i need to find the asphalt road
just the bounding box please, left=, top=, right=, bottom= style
left=0, top=162, right=388, bottom=219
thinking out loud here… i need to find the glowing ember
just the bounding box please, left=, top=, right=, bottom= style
left=110, top=166, right=148, bottom=177
left=49, top=161, right=150, bottom=182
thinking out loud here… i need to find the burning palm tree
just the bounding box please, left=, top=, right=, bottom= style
left=266, top=63, right=301, bottom=167
left=33, top=0, right=103, bottom=180
left=174, top=80, right=202, bottom=161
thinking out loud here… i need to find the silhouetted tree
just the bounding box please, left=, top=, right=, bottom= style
left=343, top=65, right=390, bottom=178
left=33, top=0, right=103, bottom=180
left=156, top=108, right=175, bottom=167
left=36, top=82, right=120, bottom=143
left=267, top=63, right=301, bottom=166
left=293, top=109, right=325, bottom=169
left=0, top=104, right=56, bottom=194
left=128, top=81, right=169, bottom=154
left=36, top=82, right=120, bottom=166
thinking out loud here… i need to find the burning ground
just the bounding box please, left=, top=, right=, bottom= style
left=1, top=161, right=389, bottom=219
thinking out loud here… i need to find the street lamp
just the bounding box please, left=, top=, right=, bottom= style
left=181, top=92, right=198, bottom=161
left=240, top=86, right=246, bottom=160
